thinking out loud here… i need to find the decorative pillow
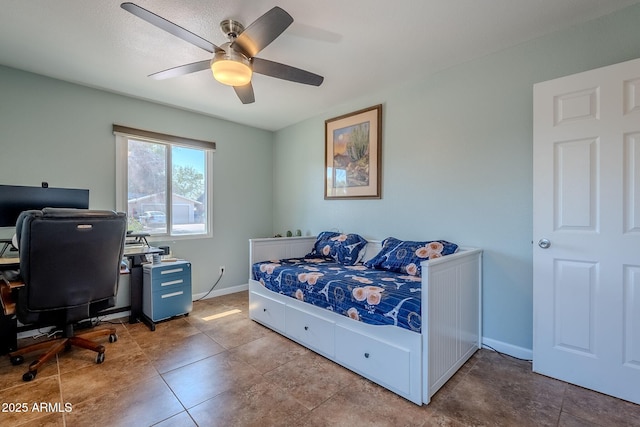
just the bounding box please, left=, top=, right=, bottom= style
left=364, top=237, right=458, bottom=276
left=306, top=231, right=368, bottom=265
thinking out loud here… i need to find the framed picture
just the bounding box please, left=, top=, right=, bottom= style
left=324, top=104, right=382, bottom=199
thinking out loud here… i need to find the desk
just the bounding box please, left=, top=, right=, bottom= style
left=0, top=257, right=19, bottom=270
left=0, top=245, right=162, bottom=354
left=123, top=245, right=163, bottom=331
left=0, top=238, right=18, bottom=269
left=0, top=245, right=163, bottom=330
left=0, top=258, right=20, bottom=354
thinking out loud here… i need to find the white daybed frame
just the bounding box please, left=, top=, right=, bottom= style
left=248, top=237, right=482, bottom=405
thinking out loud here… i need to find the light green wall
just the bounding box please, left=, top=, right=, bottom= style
left=2, top=3, right=639, bottom=352
left=273, top=3, right=640, bottom=352
left=0, top=66, right=274, bottom=294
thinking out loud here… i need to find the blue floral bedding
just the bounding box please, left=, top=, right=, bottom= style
left=252, top=257, right=423, bottom=333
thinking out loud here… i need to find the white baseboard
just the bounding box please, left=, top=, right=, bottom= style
left=192, top=283, right=248, bottom=301
left=482, top=337, right=533, bottom=361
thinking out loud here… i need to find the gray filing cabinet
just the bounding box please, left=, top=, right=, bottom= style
left=143, top=260, right=192, bottom=322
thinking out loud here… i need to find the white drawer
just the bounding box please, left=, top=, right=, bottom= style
left=335, top=325, right=412, bottom=395
left=249, top=291, right=286, bottom=332
left=285, top=305, right=335, bottom=357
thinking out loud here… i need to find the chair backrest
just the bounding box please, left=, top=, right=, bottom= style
left=16, top=208, right=127, bottom=322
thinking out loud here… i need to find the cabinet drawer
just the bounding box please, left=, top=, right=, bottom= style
left=148, top=262, right=191, bottom=281
left=285, top=305, right=335, bottom=357
left=335, top=325, right=411, bottom=394
left=150, top=273, right=190, bottom=292
left=145, top=285, right=192, bottom=322
left=249, top=291, right=285, bottom=332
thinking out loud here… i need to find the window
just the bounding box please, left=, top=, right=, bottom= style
left=114, top=125, right=215, bottom=238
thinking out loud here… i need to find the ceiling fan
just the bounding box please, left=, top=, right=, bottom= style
left=121, top=2, right=324, bottom=104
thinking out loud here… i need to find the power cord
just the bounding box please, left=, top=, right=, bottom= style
left=482, top=343, right=533, bottom=363
left=194, top=267, right=224, bottom=302
left=26, top=327, right=62, bottom=340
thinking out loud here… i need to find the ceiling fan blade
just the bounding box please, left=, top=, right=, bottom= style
left=232, top=7, right=293, bottom=58
left=121, top=2, right=220, bottom=53
left=234, top=83, right=255, bottom=104
left=149, top=60, right=211, bottom=80
left=252, top=57, right=324, bottom=86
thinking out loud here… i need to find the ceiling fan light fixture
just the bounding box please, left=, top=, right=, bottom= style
left=211, top=49, right=252, bottom=86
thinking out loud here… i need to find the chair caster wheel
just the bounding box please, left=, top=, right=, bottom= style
left=108, top=333, right=118, bottom=343
left=96, top=352, right=105, bottom=364
left=10, top=355, right=24, bottom=366
left=23, top=371, right=36, bottom=381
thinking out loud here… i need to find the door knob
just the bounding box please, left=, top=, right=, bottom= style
left=538, top=238, right=551, bottom=249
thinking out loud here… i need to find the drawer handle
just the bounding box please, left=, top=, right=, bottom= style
left=364, top=352, right=370, bottom=359
left=304, top=326, right=309, bottom=331
left=161, top=268, right=183, bottom=275
left=161, top=279, right=183, bottom=287
left=161, top=291, right=184, bottom=299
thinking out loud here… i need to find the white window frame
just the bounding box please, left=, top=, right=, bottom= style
left=113, top=125, right=214, bottom=240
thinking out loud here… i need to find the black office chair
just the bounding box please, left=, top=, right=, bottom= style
left=7, top=208, right=127, bottom=381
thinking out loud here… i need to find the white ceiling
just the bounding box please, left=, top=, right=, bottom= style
left=1, top=0, right=638, bottom=131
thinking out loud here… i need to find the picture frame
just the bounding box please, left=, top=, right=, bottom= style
left=324, top=104, right=382, bottom=199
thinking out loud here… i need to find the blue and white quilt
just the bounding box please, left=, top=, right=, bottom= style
left=252, top=257, right=423, bottom=333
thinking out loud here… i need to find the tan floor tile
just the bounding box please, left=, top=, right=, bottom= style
left=468, top=350, right=567, bottom=408
left=56, top=323, right=131, bottom=375
left=0, top=332, right=65, bottom=388
left=228, top=332, right=309, bottom=374
left=60, top=347, right=157, bottom=405
left=428, top=369, right=562, bottom=427
left=185, top=301, right=248, bottom=330
left=162, top=351, right=263, bottom=409
left=0, top=376, right=62, bottom=426
left=65, top=375, right=184, bottom=427
left=139, top=331, right=226, bottom=374
left=298, top=376, right=428, bottom=427
left=561, top=384, right=640, bottom=427
left=125, top=316, right=200, bottom=345
left=188, top=379, right=310, bottom=427
left=5, top=292, right=640, bottom=426
left=16, top=411, right=65, bottom=426
left=263, top=351, right=360, bottom=410
left=0, top=352, right=58, bottom=390
left=201, top=313, right=271, bottom=349
left=421, top=412, right=470, bottom=427
left=211, top=291, right=250, bottom=311
left=437, top=348, right=567, bottom=426
left=558, top=410, right=602, bottom=427
left=152, top=410, right=198, bottom=427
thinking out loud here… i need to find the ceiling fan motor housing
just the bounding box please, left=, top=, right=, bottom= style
left=219, top=19, right=245, bottom=39
left=211, top=43, right=252, bottom=86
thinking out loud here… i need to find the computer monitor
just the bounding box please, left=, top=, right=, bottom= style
left=0, top=184, right=89, bottom=228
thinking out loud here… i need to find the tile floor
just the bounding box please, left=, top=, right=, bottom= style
left=0, top=291, right=639, bottom=426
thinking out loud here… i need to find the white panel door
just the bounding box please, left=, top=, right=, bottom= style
left=533, top=57, right=640, bottom=404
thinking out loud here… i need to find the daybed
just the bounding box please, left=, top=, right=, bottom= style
left=248, top=233, right=482, bottom=405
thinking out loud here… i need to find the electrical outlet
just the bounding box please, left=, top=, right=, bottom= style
left=219, top=266, right=225, bottom=275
